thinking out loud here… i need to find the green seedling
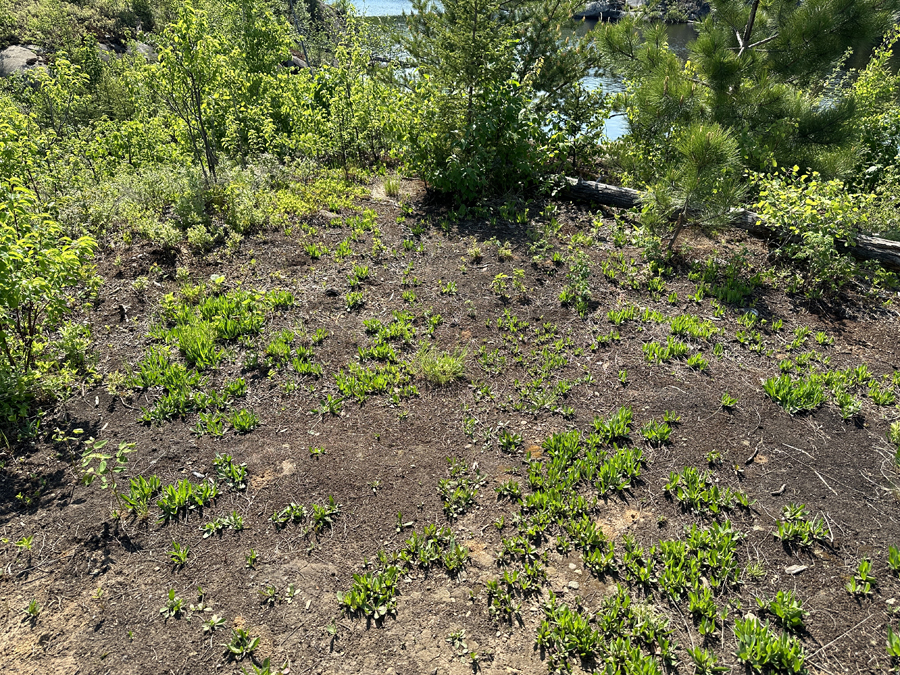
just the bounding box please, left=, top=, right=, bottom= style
left=168, top=541, right=190, bottom=566
left=888, top=625, right=900, bottom=662
left=22, top=599, right=40, bottom=622
left=640, top=420, right=671, bottom=445
left=246, top=549, right=258, bottom=568
left=734, top=617, right=806, bottom=673
left=890, top=422, right=900, bottom=463
left=663, top=410, right=681, bottom=424
left=847, top=558, right=876, bottom=596
left=338, top=566, right=400, bottom=618
left=721, top=392, right=737, bottom=409
left=773, top=502, right=830, bottom=547
left=593, top=406, right=632, bottom=444
left=159, top=589, right=184, bottom=619
left=259, top=584, right=279, bottom=606
left=495, top=480, right=522, bottom=501
left=889, top=546, right=900, bottom=576
left=223, top=627, right=259, bottom=660
left=763, top=374, right=826, bottom=413
left=15, top=535, right=34, bottom=551
left=618, top=369, right=628, bottom=384
left=395, top=511, right=414, bottom=533
left=757, top=590, right=806, bottom=631
left=203, top=614, right=225, bottom=633
left=311, top=496, right=341, bottom=532
left=229, top=409, right=259, bottom=433
left=498, top=428, right=523, bottom=452
left=345, top=291, right=365, bottom=310
left=309, top=446, right=326, bottom=458
left=213, top=453, right=247, bottom=490
left=202, top=510, right=245, bottom=538
left=687, top=646, right=728, bottom=674
left=745, top=561, right=766, bottom=581
left=80, top=440, right=136, bottom=504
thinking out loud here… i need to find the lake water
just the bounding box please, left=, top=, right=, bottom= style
left=354, top=0, right=697, bottom=138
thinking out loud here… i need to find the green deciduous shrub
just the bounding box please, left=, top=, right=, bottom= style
left=0, top=182, right=98, bottom=420
left=752, top=167, right=891, bottom=298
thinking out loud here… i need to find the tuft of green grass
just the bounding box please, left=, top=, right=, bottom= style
left=411, top=345, right=467, bottom=385
left=384, top=176, right=400, bottom=198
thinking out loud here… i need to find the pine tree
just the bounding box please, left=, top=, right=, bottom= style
left=597, top=0, right=900, bottom=178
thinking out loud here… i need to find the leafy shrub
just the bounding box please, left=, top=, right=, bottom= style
left=752, top=167, right=878, bottom=298
left=0, top=182, right=98, bottom=419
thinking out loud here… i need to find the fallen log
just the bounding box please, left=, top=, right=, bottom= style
left=563, top=177, right=900, bottom=272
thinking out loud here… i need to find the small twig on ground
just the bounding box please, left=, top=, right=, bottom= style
left=813, top=470, right=838, bottom=496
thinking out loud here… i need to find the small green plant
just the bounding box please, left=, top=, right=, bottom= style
left=159, top=589, right=184, bottom=619
left=888, top=625, right=900, bottom=664
left=687, top=646, right=728, bottom=674
left=168, top=542, right=190, bottom=566
left=721, top=392, right=737, bottom=409
left=593, top=406, right=632, bottom=444
left=498, top=428, right=523, bottom=452
left=763, top=374, right=826, bottom=413
left=846, top=558, right=877, bottom=596
left=687, top=352, right=709, bottom=371
left=311, top=496, right=341, bottom=532
left=80, top=440, right=136, bottom=504
left=15, top=535, right=34, bottom=552
left=773, top=503, right=830, bottom=547
left=22, top=599, right=40, bottom=622
left=757, top=590, right=806, bottom=631
left=734, top=616, right=806, bottom=673
left=491, top=273, right=509, bottom=299
left=618, top=369, right=628, bottom=384
left=439, top=280, right=458, bottom=295
left=384, top=176, right=400, bottom=197
left=338, top=566, right=400, bottom=619
left=213, top=453, right=247, bottom=490
left=246, top=549, right=258, bottom=568
left=412, top=345, right=466, bottom=385
left=890, top=421, right=900, bottom=457
left=640, top=419, right=671, bottom=445
left=202, top=614, right=226, bottom=633
left=889, top=545, right=900, bottom=576
left=345, top=291, right=365, bottom=310
left=229, top=409, right=259, bottom=433
left=223, top=627, right=260, bottom=660
left=202, top=510, right=245, bottom=538
left=745, top=561, right=766, bottom=581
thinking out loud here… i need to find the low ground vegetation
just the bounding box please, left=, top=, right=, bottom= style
left=1, top=0, right=900, bottom=673
left=1, top=181, right=899, bottom=673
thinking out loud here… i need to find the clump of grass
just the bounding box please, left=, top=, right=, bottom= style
left=384, top=176, right=400, bottom=198
left=411, top=345, right=467, bottom=385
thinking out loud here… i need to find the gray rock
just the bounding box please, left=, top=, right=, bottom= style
left=129, top=42, right=157, bottom=63
left=0, top=46, right=41, bottom=78
left=96, top=43, right=125, bottom=62
left=573, top=1, right=626, bottom=20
